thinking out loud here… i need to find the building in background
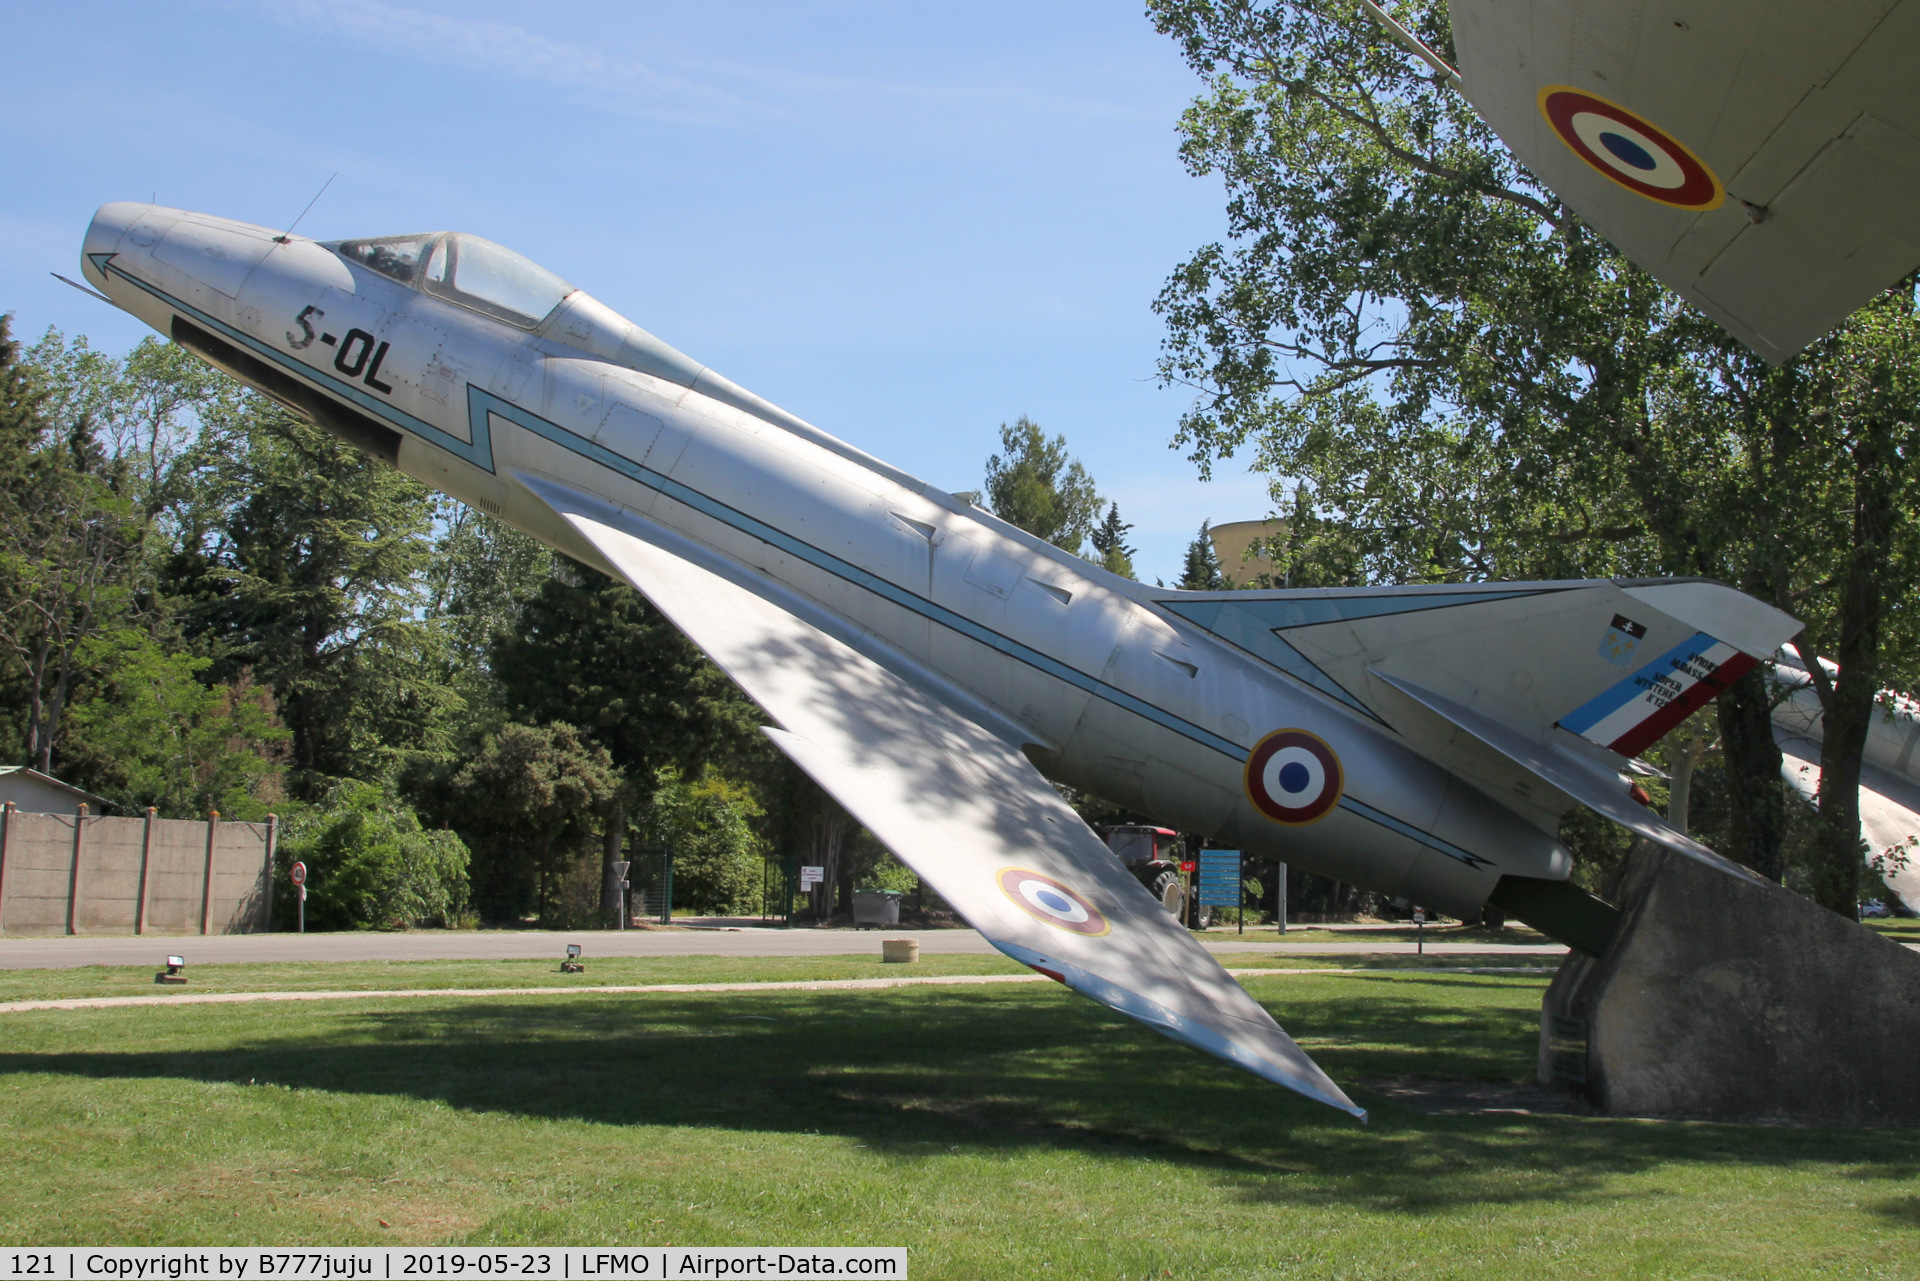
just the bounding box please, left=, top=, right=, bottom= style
left=0, top=767, right=109, bottom=816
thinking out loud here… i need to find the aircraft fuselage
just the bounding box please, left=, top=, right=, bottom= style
left=81, top=203, right=1571, bottom=920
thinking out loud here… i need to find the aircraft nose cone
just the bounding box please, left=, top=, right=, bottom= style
left=82, top=203, right=287, bottom=312
left=82, top=201, right=174, bottom=290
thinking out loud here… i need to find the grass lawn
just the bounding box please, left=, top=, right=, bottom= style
left=1870, top=918, right=1920, bottom=946
left=0, top=959, right=1915, bottom=1277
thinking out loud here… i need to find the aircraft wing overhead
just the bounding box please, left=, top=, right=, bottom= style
left=516, top=476, right=1363, bottom=1120
left=1448, top=0, right=1920, bottom=363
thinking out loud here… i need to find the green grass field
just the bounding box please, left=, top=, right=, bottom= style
left=1, top=955, right=1916, bottom=1277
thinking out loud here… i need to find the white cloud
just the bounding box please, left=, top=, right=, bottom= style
left=254, top=0, right=764, bottom=124
left=237, top=0, right=1167, bottom=133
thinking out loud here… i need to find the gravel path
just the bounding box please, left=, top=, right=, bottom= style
left=0, top=926, right=1566, bottom=969
left=0, top=966, right=1555, bottom=1014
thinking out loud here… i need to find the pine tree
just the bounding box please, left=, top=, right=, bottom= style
left=1178, top=520, right=1228, bottom=591
left=981, top=416, right=1102, bottom=554
left=1089, top=502, right=1136, bottom=579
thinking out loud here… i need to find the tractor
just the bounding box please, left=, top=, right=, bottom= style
left=1103, top=824, right=1210, bottom=929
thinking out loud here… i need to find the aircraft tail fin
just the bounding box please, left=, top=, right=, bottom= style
left=1164, top=577, right=1799, bottom=836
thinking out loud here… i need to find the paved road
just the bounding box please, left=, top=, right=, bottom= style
left=0, top=925, right=1567, bottom=969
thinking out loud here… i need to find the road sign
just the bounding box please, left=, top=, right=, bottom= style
left=1179, top=860, right=1197, bottom=874
left=1413, top=907, right=1426, bottom=923
left=800, top=864, right=825, bottom=888
left=290, top=860, right=309, bottom=934
left=1196, top=849, right=1242, bottom=907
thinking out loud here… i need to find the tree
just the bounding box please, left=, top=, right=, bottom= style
left=491, top=561, right=765, bottom=921
left=175, top=399, right=459, bottom=795
left=423, top=502, right=556, bottom=709
left=637, top=768, right=765, bottom=915
left=275, top=780, right=470, bottom=930
left=1178, top=520, right=1228, bottom=591
left=760, top=751, right=857, bottom=922
left=493, top=564, right=764, bottom=782
left=444, top=721, right=621, bottom=923
left=982, top=416, right=1103, bottom=554
left=0, top=315, right=148, bottom=772
left=63, top=638, right=286, bottom=820
left=1147, top=0, right=1920, bottom=913
left=1090, top=502, right=1137, bottom=579
left=26, top=328, right=239, bottom=521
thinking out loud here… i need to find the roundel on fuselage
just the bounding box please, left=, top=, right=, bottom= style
left=1245, top=728, right=1343, bottom=825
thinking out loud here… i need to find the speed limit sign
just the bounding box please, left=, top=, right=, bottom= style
left=289, top=861, right=307, bottom=886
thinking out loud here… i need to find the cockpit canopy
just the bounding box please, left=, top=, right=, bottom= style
left=327, top=232, right=575, bottom=330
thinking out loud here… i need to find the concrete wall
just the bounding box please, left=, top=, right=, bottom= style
left=0, top=806, right=274, bottom=937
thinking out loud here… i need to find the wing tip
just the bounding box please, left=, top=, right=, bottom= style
left=994, top=939, right=1366, bottom=1120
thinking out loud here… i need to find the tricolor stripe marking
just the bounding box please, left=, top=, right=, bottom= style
left=1559, top=632, right=1756, bottom=757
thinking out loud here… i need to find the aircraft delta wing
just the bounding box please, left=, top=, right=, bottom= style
left=75, top=201, right=1799, bottom=1117
left=521, top=477, right=1364, bottom=1118
left=1445, top=0, right=1920, bottom=363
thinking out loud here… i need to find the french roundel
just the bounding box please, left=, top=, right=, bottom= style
left=1537, top=86, right=1723, bottom=211
left=1245, top=728, right=1343, bottom=825
left=996, top=867, right=1110, bottom=936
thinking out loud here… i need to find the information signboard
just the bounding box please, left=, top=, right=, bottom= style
left=1197, top=849, right=1242, bottom=907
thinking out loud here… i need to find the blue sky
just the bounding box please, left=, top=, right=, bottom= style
left=1, top=1, right=1273, bottom=580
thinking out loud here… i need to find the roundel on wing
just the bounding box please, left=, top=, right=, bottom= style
left=1245, top=728, right=1343, bottom=825
left=996, top=867, right=1111, bottom=936
left=1537, top=86, right=1723, bottom=211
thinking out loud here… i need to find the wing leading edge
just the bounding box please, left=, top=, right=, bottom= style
left=517, top=474, right=1363, bottom=1120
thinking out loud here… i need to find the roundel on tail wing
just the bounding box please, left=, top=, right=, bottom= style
left=997, top=867, right=1111, bottom=936
left=1245, top=728, right=1343, bottom=825
left=1538, top=86, right=1723, bottom=211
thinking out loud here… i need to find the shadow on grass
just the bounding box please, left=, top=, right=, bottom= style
left=3, top=976, right=1917, bottom=1215
left=1874, top=1195, right=1920, bottom=1225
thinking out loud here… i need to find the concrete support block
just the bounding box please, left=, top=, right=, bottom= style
left=1541, top=840, right=1920, bottom=1125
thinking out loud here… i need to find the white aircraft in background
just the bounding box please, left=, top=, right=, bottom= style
left=74, top=202, right=1801, bottom=1119
left=1366, top=0, right=1920, bottom=364
left=1772, top=657, right=1920, bottom=913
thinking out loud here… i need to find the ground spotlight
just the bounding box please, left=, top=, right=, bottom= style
left=156, top=955, right=186, bottom=985
left=561, top=943, right=584, bottom=974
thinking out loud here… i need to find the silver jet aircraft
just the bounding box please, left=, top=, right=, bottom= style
left=75, top=203, right=1801, bottom=1118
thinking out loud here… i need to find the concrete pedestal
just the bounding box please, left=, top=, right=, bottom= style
left=1541, top=841, right=1920, bottom=1126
